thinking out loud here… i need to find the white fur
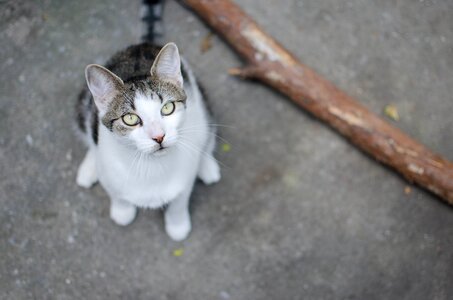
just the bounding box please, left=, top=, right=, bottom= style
left=77, top=58, right=220, bottom=241
left=76, top=147, right=97, bottom=188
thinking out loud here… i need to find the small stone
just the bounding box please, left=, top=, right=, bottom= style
left=219, top=291, right=231, bottom=299
left=65, top=278, right=71, bottom=284
left=25, top=134, right=33, bottom=146
left=66, top=150, right=72, bottom=161
left=67, top=235, right=75, bottom=244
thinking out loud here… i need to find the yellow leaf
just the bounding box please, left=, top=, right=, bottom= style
left=172, top=248, right=184, bottom=257
left=384, top=104, right=399, bottom=121
left=222, top=143, right=231, bottom=152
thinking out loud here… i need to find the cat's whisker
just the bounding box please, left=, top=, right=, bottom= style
left=139, top=152, right=148, bottom=177
left=155, top=157, right=164, bottom=175
left=126, top=151, right=141, bottom=183
left=178, top=137, right=229, bottom=169
left=177, top=129, right=231, bottom=145
left=178, top=123, right=235, bottom=131
left=137, top=152, right=144, bottom=178
left=208, top=124, right=235, bottom=130
left=176, top=140, right=198, bottom=161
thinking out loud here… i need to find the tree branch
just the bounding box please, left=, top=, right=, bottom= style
left=181, top=0, right=453, bottom=205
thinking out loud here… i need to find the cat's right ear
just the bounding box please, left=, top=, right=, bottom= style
left=85, top=64, right=124, bottom=114
left=150, top=43, right=183, bottom=87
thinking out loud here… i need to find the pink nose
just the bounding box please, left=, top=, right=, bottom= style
left=152, top=134, right=165, bottom=144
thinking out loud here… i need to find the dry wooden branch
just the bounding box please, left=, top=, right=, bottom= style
left=181, top=0, right=453, bottom=205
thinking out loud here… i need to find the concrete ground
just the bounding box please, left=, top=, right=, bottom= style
left=1, top=0, right=453, bottom=299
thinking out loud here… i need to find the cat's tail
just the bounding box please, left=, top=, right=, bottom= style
left=142, top=0, right=165, bottom=43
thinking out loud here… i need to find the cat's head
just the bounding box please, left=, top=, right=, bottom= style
left=85, top=43, right=186, bottom=156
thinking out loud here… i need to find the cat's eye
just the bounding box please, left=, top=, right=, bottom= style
left=161, top=102, right=176, bottom=116
left=122, top=113, right=141, bottom=126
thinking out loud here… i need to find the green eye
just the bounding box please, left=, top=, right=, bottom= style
left=161, top=102, right=176, bottom=116
left=122, top=113, right=140, bottom=126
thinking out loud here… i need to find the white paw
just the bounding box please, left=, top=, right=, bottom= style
left=110, top=202, right=137, bottom=226
left=76, top=151, right=98, bottom=188
left=165, top=216, right=191, bottom=241
left=198, top=157, right=221, bottom=185
left=76, top=167, right=97, bottom=188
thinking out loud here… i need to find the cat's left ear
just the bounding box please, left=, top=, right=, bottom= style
left=150, top=42, right=183, bottom=88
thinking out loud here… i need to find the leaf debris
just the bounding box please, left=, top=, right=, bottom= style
left=221, top=143, right=231, bottom=152
left=384, top=104, right=399, bottom=121
left=404, top=186, right=412, bottom=195
left=200, top=32, right=214, bottom=53
left=172, top=248, right=184, bottom=257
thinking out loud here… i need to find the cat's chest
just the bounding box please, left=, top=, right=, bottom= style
left=96, top=147, right=197, bottom=208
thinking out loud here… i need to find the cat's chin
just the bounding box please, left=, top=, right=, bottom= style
left=151, top=147, right=169, bottom=157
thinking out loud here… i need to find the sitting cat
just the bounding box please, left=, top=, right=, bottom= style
left=75, top=40, right=220, bottom=241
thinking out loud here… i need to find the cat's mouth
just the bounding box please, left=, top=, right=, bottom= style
left=135, top=138, right=176, bottom=156
left=152, top=145, right=168, bottom=156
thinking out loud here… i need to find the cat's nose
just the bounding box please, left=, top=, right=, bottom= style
left=152, top=134, right=165, bottom=144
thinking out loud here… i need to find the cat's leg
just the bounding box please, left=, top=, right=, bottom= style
left=76, top=147, right=98, bottom=188
left=197, top=133, right=221, bottom=185
left=164, top=186, right=193, bottom=241
left=110, top=198, right=137, bottom=226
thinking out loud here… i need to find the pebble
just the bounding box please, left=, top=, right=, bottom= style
left=25, top=134, right=33, bottom=146
left=219, top=291, right=230, bottom=299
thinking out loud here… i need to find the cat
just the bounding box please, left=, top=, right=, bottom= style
left=75, top=1, right=220, bottom=241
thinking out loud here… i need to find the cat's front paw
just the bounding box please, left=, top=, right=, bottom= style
left=198, top=156, right=221, bottom=185
left=76, top=157, right=98, bottom=188
left=76, top=149, right=98, bottom=188
left=165, top=216, right=191, bottom=241
left=76, top=170, right=97, bottom=188
left=110, top=202, right=137, bottom=226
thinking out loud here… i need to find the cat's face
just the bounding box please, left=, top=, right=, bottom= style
left=85, top=43, right=186, bottom=156
left=118, top=87, right=186, bottom=156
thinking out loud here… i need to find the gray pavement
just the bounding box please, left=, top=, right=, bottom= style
left=1, top=0, right=453, bottom=299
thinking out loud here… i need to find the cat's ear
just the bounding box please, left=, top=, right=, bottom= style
left=85, top=64, right=124, bottom=114
left=150, top=43, right=183, bottom=87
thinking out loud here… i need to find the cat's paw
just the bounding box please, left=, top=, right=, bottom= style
left=198, top=157, right=221, bottom=185
left=76, top=150, right=98, bottom=188
left=110, top=202, right=137, bottom=226
left=165, top=216, right=191, bottom=241
left=76, top=168, right=98, bottom=188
